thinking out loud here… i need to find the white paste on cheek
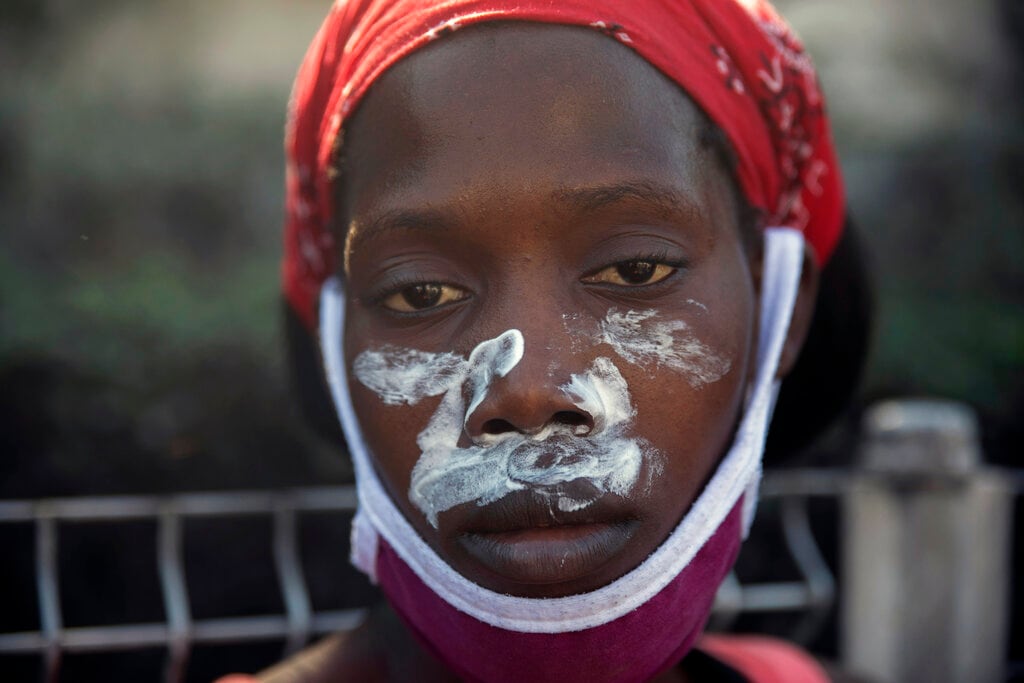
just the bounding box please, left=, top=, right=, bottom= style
left=599, top=308, right=731, bottom=387
left=353, top=346, right=464, bottom=406
left=352, top=331, right=660, bottom=528
left=561, top=312, right=589, bottom=354
left=685, top=299, right=709, bottom=313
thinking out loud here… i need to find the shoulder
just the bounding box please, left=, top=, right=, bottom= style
left=214, top=603, right=458, bottom=683
left=215, top=627, right=381, bottom=683
left=697, top=634, right=832, bottom=683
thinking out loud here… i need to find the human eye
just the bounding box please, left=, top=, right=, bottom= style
left=581, top=254, right=681, bottom=287
left=380, top=282, right=468, bottom=313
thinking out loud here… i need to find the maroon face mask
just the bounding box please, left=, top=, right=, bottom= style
left=374, top=502, right=743, bottom=683
left=318, top=228, right=808, bottom=681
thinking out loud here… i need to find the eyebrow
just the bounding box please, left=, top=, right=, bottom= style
left=345, top=206, right=453, bottom=265
left=554, top=181, right=702, bottom=223
left=345, top=181, right=701, bottom=268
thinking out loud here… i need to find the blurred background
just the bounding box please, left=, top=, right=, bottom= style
left=0, top=0, right=1021, bottom=680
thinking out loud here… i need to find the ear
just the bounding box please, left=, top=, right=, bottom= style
left=777, top=243, right=820, bottom=380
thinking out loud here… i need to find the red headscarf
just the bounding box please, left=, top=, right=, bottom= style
left=283, top=0, right=844, bottom=330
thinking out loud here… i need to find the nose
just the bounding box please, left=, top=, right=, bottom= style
left=463, top=338, right=595, bottom=444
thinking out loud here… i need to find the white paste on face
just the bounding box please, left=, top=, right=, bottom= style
left=599, top=309, right=730, bottom=387
left=352, top=331, right=659, bottom=528
left=463, top=330, right=524, bottom=432
left=353, top=347, right=464, bottom=406
left=685, top=299, right=709, bottom=313
left=561, top=312, right=587, bottom=354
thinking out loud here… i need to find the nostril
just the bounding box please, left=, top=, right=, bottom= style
left=481, top=418, right=517, bottom=436
left=553, top=411, right=587, bottom=427
left=553, top=411, right=593, bottom=435
left=479, top=412, right=592, bottom=438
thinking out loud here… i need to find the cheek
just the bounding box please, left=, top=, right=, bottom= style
left=630, top=347, right=748, bottom=514
left=348, top=381, right=438, bottom=504
left=689, top=281, right=756, bottom=373
left=596, top=308, right=733, bottom=389
left=623, top=293, right=755, bottom=522
left=343, top=316, right=449, bottom=512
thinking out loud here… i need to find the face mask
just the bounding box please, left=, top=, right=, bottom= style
left=320, top=228, right=806, bottom=682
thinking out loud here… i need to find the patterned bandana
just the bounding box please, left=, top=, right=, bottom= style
left=289, top=2, right=843, bottom=679
left=283, top=0, right=844, bottom=330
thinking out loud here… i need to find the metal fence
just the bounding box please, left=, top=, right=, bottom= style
left=0, top=488, right=365, bottom=682
left=0, top=473, right=851, bottom=682
left=0, top=400, right=1018, bottom=683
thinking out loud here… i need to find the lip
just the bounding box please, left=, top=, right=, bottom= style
left=454, top=488, right=639, bottom=586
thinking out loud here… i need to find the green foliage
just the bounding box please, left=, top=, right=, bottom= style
left=871, top=288, right=1024, bottom=415
left=0, top=249, right=280, bottom=376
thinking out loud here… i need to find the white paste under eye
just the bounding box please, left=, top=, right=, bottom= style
left=353, top=346, right=464, bottom=406
left=352, top=331, right=659, bottom=528
left=561, top=312, right=588, bottom=354
left=599, top=308, right=731, bottom=387
left=685, top=299, right=709, bottom=313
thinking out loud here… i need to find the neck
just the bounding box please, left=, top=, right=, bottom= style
left=366, top=602, right=461, bottom=683
left=367, top=601, right=697, bottom=683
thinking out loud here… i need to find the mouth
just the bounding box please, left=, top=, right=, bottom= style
left=454, top=487, right=640, bottom=587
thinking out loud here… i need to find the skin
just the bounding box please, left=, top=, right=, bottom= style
left=285, top=22, right=819, bottom=683
left=341, top=20, right=758, bottom=598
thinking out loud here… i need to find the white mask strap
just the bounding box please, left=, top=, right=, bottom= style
left=318, top=227, right=806, bottom=632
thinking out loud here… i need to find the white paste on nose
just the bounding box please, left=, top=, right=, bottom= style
left=599, top=308, right=731, bottom=387
left=562, top=357, right=633, bottom=436
left=352, top=331, right=659, bottom=528
left=463, top=330, right=524, bottom=432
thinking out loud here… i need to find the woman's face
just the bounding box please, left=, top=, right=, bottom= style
left=338, top=24, right=760, bottom=599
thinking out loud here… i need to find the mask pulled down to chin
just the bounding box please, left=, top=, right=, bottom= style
left=319, top=229, right=806, bottom=681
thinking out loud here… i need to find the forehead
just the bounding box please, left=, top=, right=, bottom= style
left=338, top=23, right=717, bottom=227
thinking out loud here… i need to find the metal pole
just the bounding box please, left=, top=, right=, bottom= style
left=842, top=399, right=1013, bottom=683
left=35, top=512, right=62, bottom=683
left=158, top=506, right=191, bottom=683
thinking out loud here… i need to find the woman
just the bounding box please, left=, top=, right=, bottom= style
left=227, top=0, right=870, bottom=680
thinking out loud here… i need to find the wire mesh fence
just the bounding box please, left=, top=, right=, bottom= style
left=1, top=464, right=1019, bottom=682
left=0, top=471, right=853, bottom=682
